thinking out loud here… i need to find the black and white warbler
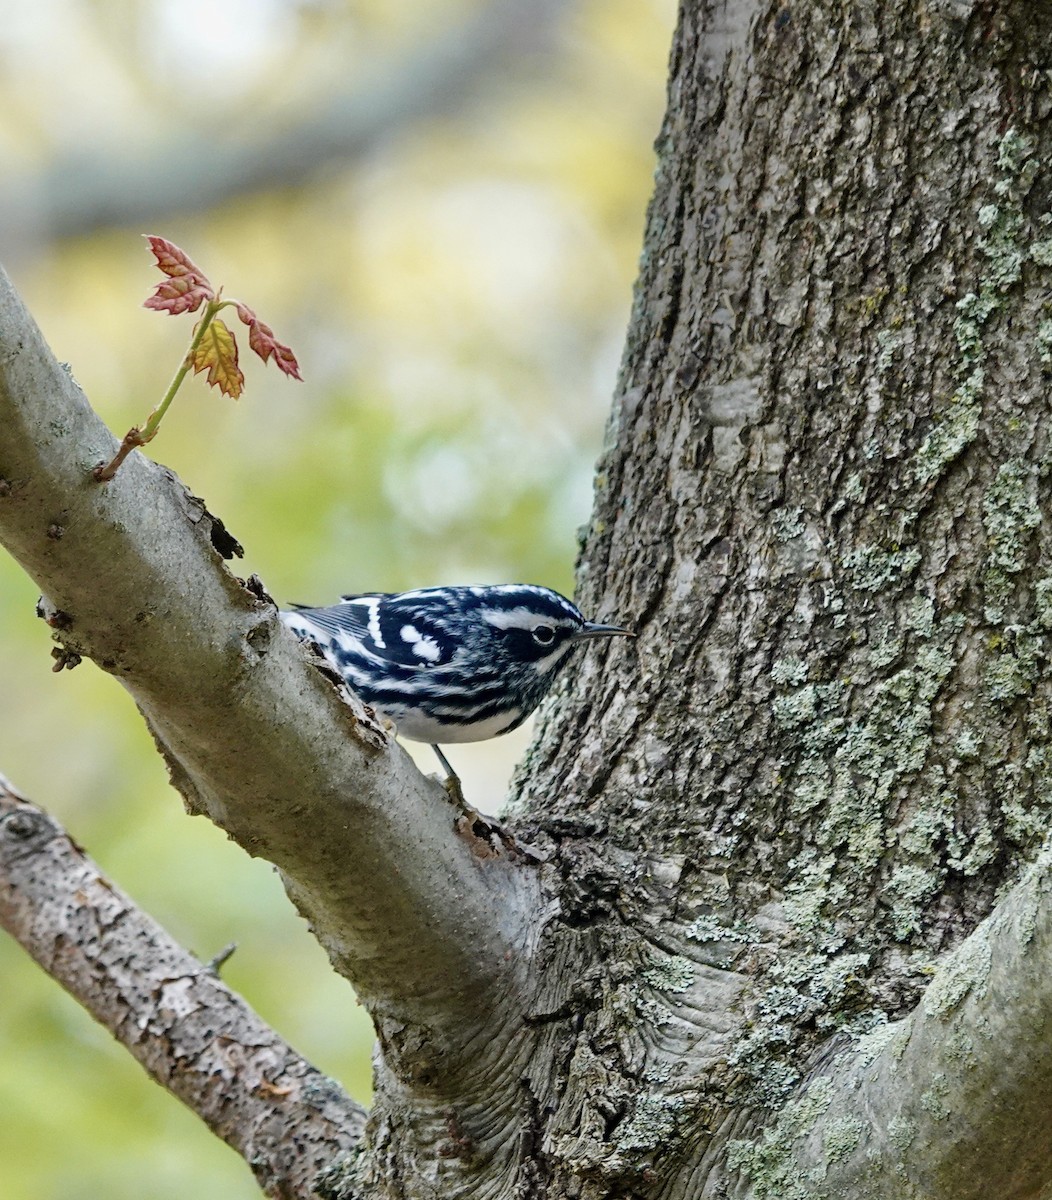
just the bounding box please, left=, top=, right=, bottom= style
left=280, top=584, right=632, bottom=793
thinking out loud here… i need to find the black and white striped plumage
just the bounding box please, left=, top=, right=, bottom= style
left=280, top=584, right=630, bottom=747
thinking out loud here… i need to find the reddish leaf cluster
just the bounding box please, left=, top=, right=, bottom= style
left=143, top=235, right=302, bottom=400
left=143, top=236, right=215, bottom=315
left=235, top=302, right=303, bottom=381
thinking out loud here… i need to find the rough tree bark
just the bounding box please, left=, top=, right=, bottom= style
left=4, top=1, right=1052, bottom=1199
left=0, top=777, right=366, bottom=1199
left=513, top=1, right=1052, bottom=1196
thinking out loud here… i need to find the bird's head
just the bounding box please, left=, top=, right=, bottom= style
left=462, top=585, right=633, bottom=702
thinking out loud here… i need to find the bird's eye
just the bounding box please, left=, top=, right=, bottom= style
left=532, top=625, right=556, bottom=646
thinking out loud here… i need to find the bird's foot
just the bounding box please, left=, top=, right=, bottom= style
left=442, top=770, right=470, bottom=813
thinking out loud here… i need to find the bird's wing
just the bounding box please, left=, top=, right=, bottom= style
left=285, top=593, right=458, bottom=669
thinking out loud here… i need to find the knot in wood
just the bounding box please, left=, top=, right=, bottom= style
left=1, top=808, right=52, bottom=842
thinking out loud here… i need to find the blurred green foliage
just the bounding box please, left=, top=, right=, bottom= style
left=0, top=1, right=673, bottom=1196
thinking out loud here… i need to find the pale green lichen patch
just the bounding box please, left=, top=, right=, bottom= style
left=865, top=627, right=905, bottom=669
left=982, top=566, right=1013, bottom=625
left=790, top=773, right=829, bottom=816
left=1002, top=789, right=1047, bottom=844
left=780, top=856, right=835, bottom=935
left=843, top=472, right=865, bottom=501
left=686, top=914, right=754, bottom=944
left=728, top=949, right=883, bottom=1111
left=887, top=787, right=955, bottom=937
left=810, top=953, right=871, bottom=1006
left=953, top=291, right=998, bottom=357
left=914, top=129, right=1041, bottom=488
left=641, top=953, right=695, bottom=994
left=918, top=1071, right=951, bottom=1120
left=822, top=1115, right=864, bottom=1163
left=913, top=398, right=981, bottom=485
left=841, top=544, right=921, bottom=592
left=887, top=864, right=944, bottom=940
left=726, top=1078, right=836, bottom=1199
left=1031, top=239, right=1052, bottom=267
left=943, top=1026, right=979, bottom=1070
left=616, top=1094, right=685, bottom=1154
left=975, top=198, right=1026, bottom=292
left=772, top=656, right=809, bottom=686
left=875, top=328, right=902, bottom=372
left=982, top=459, right=1040, bottom=573
left=921, top=929, right=992, bottom=1018
left=984, top=653, right=1033, bottom=702
left=773, top=683, right=822, bottom=729
left=772, top=506, right=806, bottom=542
left=1035, top=577, right=1052, bottom=628
left=1013, top=842, right=1052, bottom=945
left=904, top=595, right=935, bottom=638
left=997, top=125, right=1035, bottom=178
left=952, top=726, right=981, bottom=759
left=1037, top=317, right=1052, bottom=364
left=947, top=824, right=996, bottom=876
left=982, top=459, right=1041, bottom=622
left=887, top=1114, right=918, bottom=1153
left=634, top=952, right=697, bottom=1025
left=771, top=606, right=961, bottom=964
left=852, top=1020, right=899, bottom=1068
left=983, top=630, right=1041, bottom=703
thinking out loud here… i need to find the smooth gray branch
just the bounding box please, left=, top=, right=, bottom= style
left=0, top=263, right=541, bottom=1073
left=0, top=776, right=365, bottom=1199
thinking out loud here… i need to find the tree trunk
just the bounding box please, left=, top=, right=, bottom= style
left=5, top=2, right=1052, bottom=1198
left=507, top=1, right=1052, bottom=1196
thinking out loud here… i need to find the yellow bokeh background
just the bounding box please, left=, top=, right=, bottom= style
left=0, top=2, right=674, bottom=1196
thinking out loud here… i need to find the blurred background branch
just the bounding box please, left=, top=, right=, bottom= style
left=0, top=0, right=566, bottom=255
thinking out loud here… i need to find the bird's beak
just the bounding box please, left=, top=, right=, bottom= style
left=576, top=622, right=635, bottom=641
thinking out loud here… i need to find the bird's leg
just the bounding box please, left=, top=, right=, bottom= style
left=429, top=744, right=539, bottom=861
left=431, top=744, right=468, bottom=810
left=432, top=744, right=496, bottom=849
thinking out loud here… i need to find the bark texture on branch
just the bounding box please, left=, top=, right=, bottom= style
left=0, top=264, right=541, bottom=1091
left=0, top=776, right=365, bottom=1200
left=779, top=843, right=1052, bottom=1199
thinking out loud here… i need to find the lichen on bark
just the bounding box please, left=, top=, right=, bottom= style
left=510, top=3, right=1052, bottom=1195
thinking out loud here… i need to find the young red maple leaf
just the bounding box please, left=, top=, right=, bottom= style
left=143, top=235, right=215, bottom=315
left=235, top=302, right=303, bottom=380
left=190, top=318, right=244, bottom=399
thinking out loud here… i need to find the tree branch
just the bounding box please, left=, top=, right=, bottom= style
left=0, top=263, right=541, bottom=1074
left=0, top=773, right=365, bottom=1199
left=726, top=841, right=1052, bottom=1199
